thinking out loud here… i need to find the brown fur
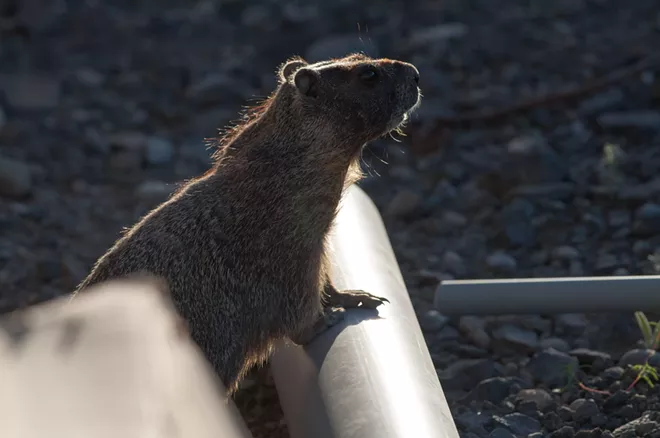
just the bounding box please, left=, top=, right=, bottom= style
left=73, top=54, right=421, bottom=395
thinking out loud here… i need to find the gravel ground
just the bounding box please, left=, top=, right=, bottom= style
left=2, top=0, right=660, bottom=437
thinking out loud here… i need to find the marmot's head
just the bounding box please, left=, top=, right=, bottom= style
left=276, top=53, right=421, bottom=147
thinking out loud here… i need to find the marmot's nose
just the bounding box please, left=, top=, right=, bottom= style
left=396, top=61, right=420, bottom=86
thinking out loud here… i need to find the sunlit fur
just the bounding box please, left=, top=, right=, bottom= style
left=73, top=54, right=421, bottom=396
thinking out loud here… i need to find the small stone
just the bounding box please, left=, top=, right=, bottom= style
left=516, top=388, right=554, bottom=411
left=603, top=390, right=631, bottom=412
left=241, top=5, right=271, bottom=27
left=633, top=240, right=652, bottom=257
left=595, top=252, right=618, bottom=273
left=305, top=34, right=379, bottom=63
left=488, top=428, right=516, bottom=438
left=633, top=203, right=660, bottom=235
left=493, top=325, right=539, bottom=351
left=486, top=251, right=517, bottom=274
left=613, top=412, right=660, bottom=437
left=0, top=74, right=62, bottom=110
left=540, top=337, right=571, bottom=352
left=419, top=310, right=448, bottom=332
left=137, top=180, right=173, bottom=201
left=459, top=316, right=491, bottom=348
left=145, top=136, right=175, bottom=166
left=618, top=349, right=660, bottom=367
left=578, top=89, right=624, bottom=115
left=592, top=414, right=608, bottom=427
left=437, top=358, right=500, bottom=391
left=602, top=366, right=625, bottom=380
left=569, top=348, right=612, bottom=365
left=468, top=376, right=529, bottom=405
left=526, top=348, right=579, bottom=387
left=407, top=23, right=468, bottom=48
left=598, top=111, right=660, bottom=130
left=492, top=413, right=541, bottom=436
left=442, top=250, right=467, bottom=276
left=75, top=68, right=105, bottom=86
left=552, top=245, right=581, bottom=261
left=556, top=313, right=588, bottom=332
left=385, top=189, right=422, bottom=218
left=549, top=426, right=576, bottom=438
left=0, top=155, right=32, bottom=198
left=608, top=209, right=632, bottom=229
left=569, top=398, right=600, bottom=422
left=109, top=131, right=148, bottom=150
left=441, top=211, right=467, bottom=228
left=528, top=433, right=544, bottom=438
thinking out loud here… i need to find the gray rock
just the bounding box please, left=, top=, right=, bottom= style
left=633, top=240, right=652, bottom=257
left=145, top=136, right=175, bottom=166
left=598, top=111, right=660, bottom=130
left=0, top=74, right=62, bottom=110
left=500, top=198, right=536, bottom=247
left=552, top=245, right=581, bottom=261
left=569, top=348, right=612, bottom=365
left=556, top=313, right=588, bottom=332
left=493, top=325, right=539, bottom=350
left=608, top=209, right=632, bottom=229
left=618, top=348, right=660, bottom=367
left=440, top=211, right=467, bottom=228
left=435, top=325, right=460, bottom=341
left=437, top=358, right=500, bottom=391
left=488, top=428, right=516, bottom=438
left=455, top=411, right=489, bottom=434
left=0, top=105, right=5, bottom=131
left=109, top=131, right=148, bottom=151
left=516, top=388, right=554, bottom=411
left=493, top=413, right=541, bottom=436
left=505, top=134, right=567, bottom=185
left=549, top=425, right=576, bottom=438
left=526, top=348, right=578, bottom=387
left=467, top=376, right=530, bottom=405
left=633, top=203, right=660, bottom=235
left=602, top=366, right=625, bottom=380
left=305, top=34, right=379, bottom=63
left=406, top=23, right=468, bottom=48
left=0, top=156, right=32, bottom=198
left=613, top=411, right=660, bottom=437
left=509, top=183, right=575, bottom=200
left=442, top=250, right=467, bottom=277
left=578, top=89, right=624, bottom=115
left=385, top=189, right=422, bottom=218
left=595, top=252, right=619, bottom=273
left=486, top=251, right=517, bottom=274
left=569, top=398, right=599, bottom=422
left=419, top=310, right=448, bottom=332
left=459, top=316, right=491, bottom=349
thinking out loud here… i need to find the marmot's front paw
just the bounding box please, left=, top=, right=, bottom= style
left=324, top=289, right=389, bottom=310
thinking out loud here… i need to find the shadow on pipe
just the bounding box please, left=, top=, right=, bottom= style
left=270, top=185, right=459, bottom=438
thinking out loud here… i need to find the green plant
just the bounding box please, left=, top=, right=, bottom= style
left=627, top=363, right=660, bottom=391
left=634, top=311, right=660, bottom=350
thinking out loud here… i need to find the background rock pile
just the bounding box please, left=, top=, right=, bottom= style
left=1, top=0, right=660, bottom=436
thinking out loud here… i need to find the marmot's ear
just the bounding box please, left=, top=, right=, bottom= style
left=278, top=57, right=308, bottom=83
left=293, top=68, right=319, bottom=98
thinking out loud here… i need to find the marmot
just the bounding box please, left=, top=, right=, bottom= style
left=73, top=53, right=422, bottom=395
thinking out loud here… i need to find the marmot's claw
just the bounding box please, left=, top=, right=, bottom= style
left=326, top=289, right=390, bottom=310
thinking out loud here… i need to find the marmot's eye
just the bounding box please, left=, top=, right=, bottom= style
left=359, top=68, right=379, bottom=83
